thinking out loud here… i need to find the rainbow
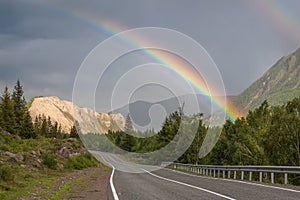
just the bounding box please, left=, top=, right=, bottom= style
left=38, top=2, right=244, bottom=121
left=140, top=50, right=243, bottom=120
left=46, top=0, right=300, bottom=120
left=249, top=0, right=300, bottom=44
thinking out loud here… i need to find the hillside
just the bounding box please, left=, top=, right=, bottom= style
left=0, top=128, right=105, bottom=199
left=29, top=96, right=125, bottom=134
left=235, top=47, right=300, bottom=112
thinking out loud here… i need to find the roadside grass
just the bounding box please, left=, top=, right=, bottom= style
left=0, top=133, right=100, bottom=200
left=0, top=167, right=65, bottom=200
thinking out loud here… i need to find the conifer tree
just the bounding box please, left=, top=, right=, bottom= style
left=0, top=86, right=16, bottom=134
left=20, top=110, right=36, bottom=138
left=12, top=80, right=26, bottom=134
left=125, top=114, right=134, bottom=132
left=70, top=125, right=78, bottom=138
left=40, top=115, right=48, bottom=137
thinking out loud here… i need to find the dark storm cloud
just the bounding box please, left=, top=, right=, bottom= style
left=0, top=0, right=104, bottom=101
left=0, top=0, right=300, bottom=108
left=0, top=0, right=89, bottom=40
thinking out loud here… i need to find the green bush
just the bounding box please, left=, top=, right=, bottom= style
left=65, top=154, right=98, bottom=170
left=0, top=165, right=14, bottom=182
left=0, top=144, right=10, bottom=151
left=41, top=153, right=57, bottom=169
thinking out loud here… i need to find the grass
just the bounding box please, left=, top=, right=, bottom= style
left=0, top=133, right=100, bottom=200
left=48, top=179, right=74, bottom=200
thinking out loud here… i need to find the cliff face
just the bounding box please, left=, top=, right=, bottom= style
left=29, top=96, right=125, bottom=134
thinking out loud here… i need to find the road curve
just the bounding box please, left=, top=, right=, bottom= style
left=91, top=151, right=300, bottom=200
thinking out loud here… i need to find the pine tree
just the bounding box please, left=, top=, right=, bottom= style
left=12, top=80, right=26, bottom=134
left=125, top=114, right=134, bottom=132
left=34, top=116, right=40, bottom=136
left=70, top=120, right=80, bottom=138
left=47, top=116, right=52, bottom=137
left=70, top=125, right=78, bottom=138
left=11, top=80, right=35, bottom=138
left=20, top=110, right=36, bottom=138
left=51, top=121, right=59, bottom=138
left=0, top=86, right=16, bottom=134
left=40, top=115, right=48, bottom=137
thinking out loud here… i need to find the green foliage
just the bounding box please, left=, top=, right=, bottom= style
left=0, top=165, right=14, bottom=182
left=205, top=97, right=300, bottom=169
left=33, top=114, right=65, bottom=138
left=66, top=154, right=98, bottom=170
left=42, top=153, right=57, bottom=169
left=0, top=86, right=17, bottom=134
left=69, top=121, right=79, bottom=138
left=83, top=97, right=300, bottom=175
left=12, top=80, right=26, bottom=135
left=20, top=110, right=36, bottom=139
left=235, top=47, right=300, bottom=112
left=0, top=81, right=36, bottom=139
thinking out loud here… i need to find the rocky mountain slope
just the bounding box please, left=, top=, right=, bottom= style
left=29, top=96, right=125, bottom=134
left=234, top=47, right=300, bottom=112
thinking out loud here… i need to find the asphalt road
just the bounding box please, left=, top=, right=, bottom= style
left=91, top=151, right=300, bottom=200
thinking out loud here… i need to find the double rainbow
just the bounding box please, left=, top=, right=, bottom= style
left=40, top=1, right=300, bottom=120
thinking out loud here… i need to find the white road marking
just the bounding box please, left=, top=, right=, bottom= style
left=98, top=155, right=120, bottom=200
left=142, top=169, right=236, bottom=200
left=167, top=168, right=300, bottom=193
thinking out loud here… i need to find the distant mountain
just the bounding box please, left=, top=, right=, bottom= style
left=29, top=96, right=125, bottom=134
left=112, top=94, right=221, bottom=131
left=234, top=47, right=300, bottom=112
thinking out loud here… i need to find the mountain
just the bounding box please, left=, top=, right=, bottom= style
left=112, top=94, right=220, bottom=131
left=234, top=47, right=300, bottom=112
left=29, top=96, right=125, bottom=134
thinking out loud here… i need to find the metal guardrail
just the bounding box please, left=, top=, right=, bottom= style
left=166, top=163, right=300, bottom=185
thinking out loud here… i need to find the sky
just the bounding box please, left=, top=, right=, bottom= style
left=1, top=0, right=300, bottom=111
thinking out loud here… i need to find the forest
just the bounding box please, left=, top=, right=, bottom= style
left=83, top=97, right=300, bottom=168
left=0, top=80, right=78, bottom=139
left=2, top=80, right=300, bottom=167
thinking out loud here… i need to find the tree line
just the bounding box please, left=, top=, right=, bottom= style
left=83, top=97, right=300, bottom=168
left=203, top=99, right=300, bottom=167
left=2, top=80, right=300, bottom=168
left=0, top=80, right=78, bottom=139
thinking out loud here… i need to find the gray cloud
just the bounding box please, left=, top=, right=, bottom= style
left=0, top=0, right=300, bottom=109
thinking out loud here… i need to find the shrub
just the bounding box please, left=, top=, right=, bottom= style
left=65, top=154, right=98, bottom=170
left=41, top=153, right=57, bottom=169
left=0, top=165, right=14, bottom=182
left=0, top=144, right=10, bottom=151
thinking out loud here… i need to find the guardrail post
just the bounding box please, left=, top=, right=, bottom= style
left=259, top=172, right=262, bottom=182
left=234, top=171, right=236, bottom=179
left=168, top=164, right=299, bottom=186
left=271, top=172, right=274, bottom=184
left=284, top=173, right=288, bottom=184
